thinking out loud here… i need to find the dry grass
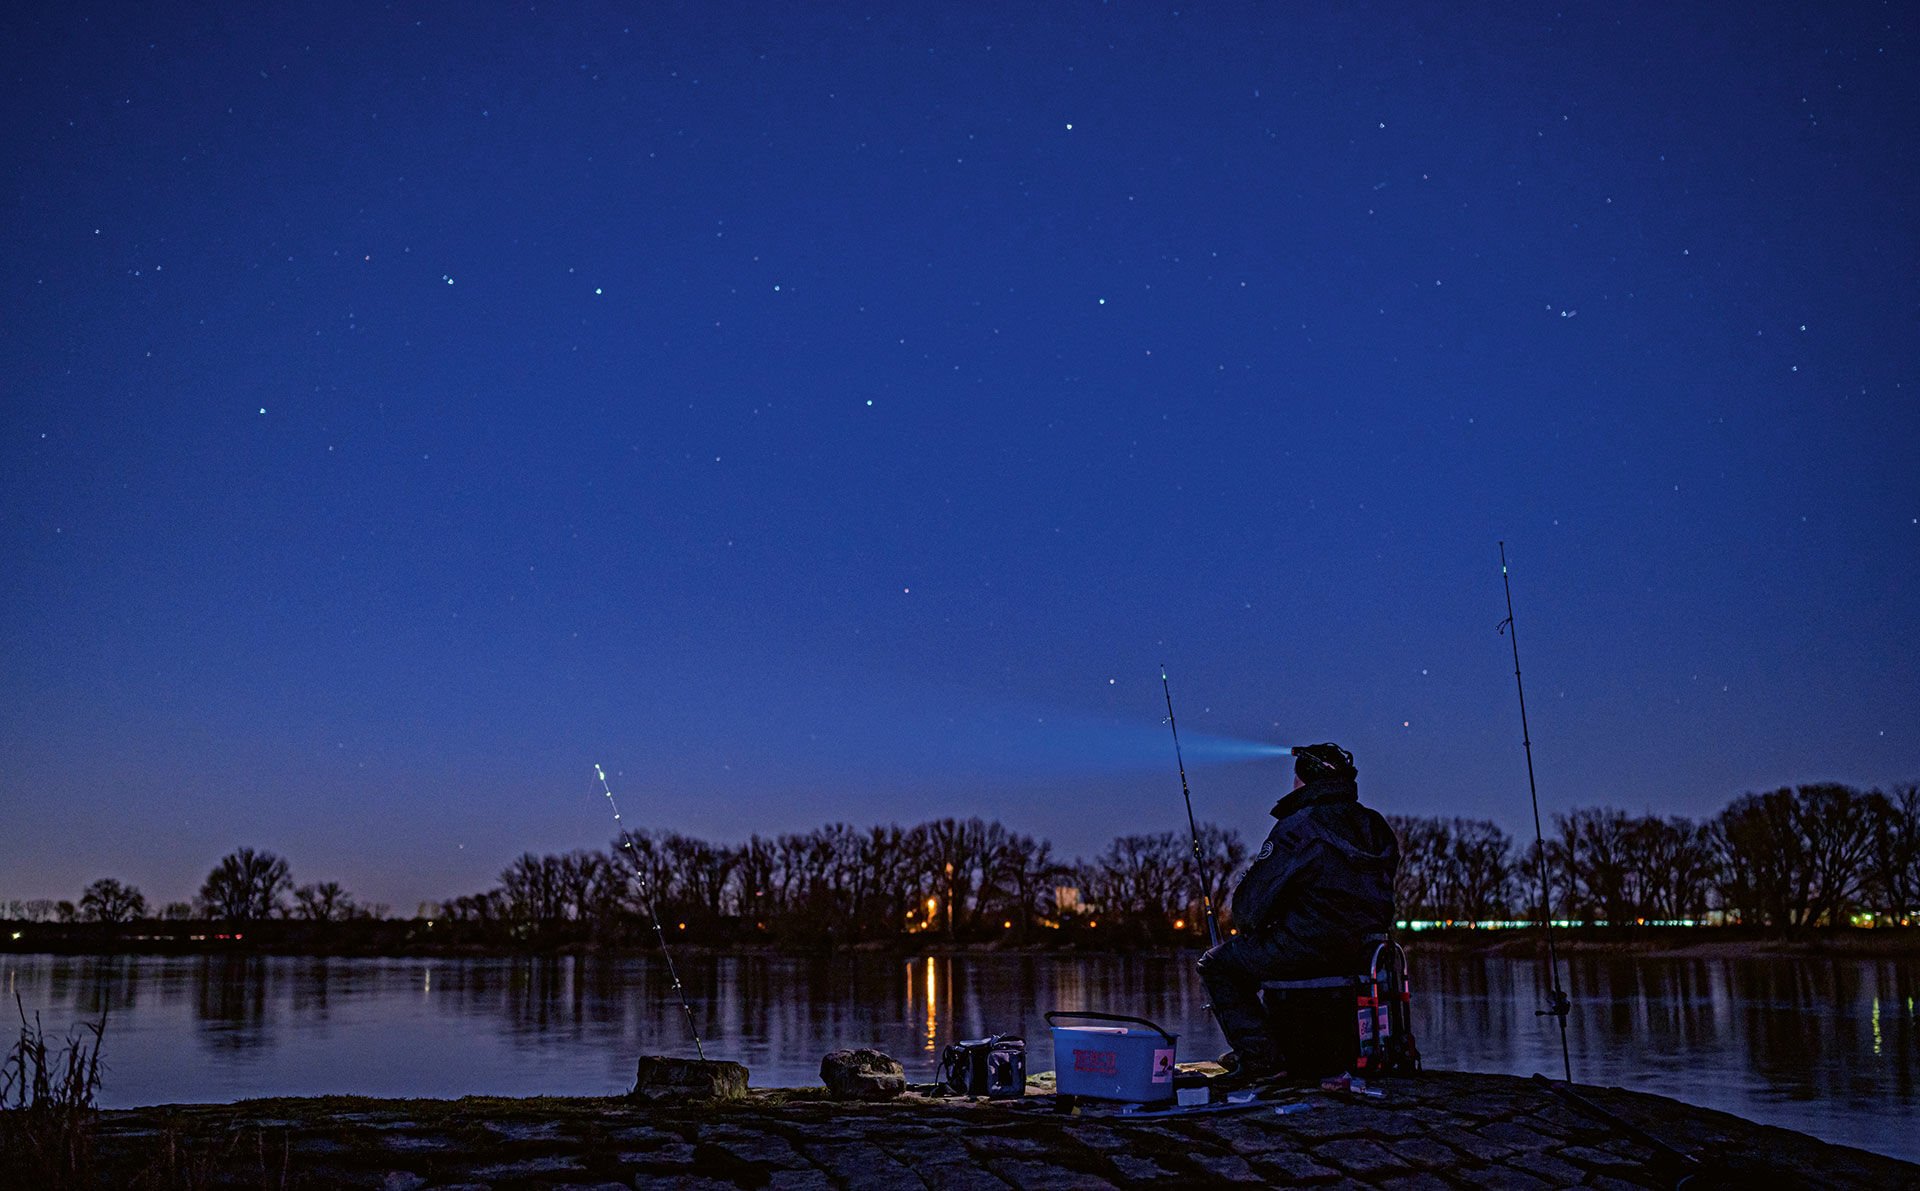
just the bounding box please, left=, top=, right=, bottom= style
left=123, top=1123, right=294, bottom=1191
left=0, top=992, right=106, bottom=1188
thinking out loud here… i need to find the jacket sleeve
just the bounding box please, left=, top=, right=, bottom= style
left=1229, top=820, right=1314, bottom=934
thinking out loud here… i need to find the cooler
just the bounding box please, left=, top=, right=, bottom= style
left=1045, top=1011, right=1178, bottom=1103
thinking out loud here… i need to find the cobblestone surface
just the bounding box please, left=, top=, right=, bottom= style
left=84, top=1070, right=1920, bottom=1188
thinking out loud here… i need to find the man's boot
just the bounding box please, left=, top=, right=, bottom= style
left=1211, top=1049, right=1284, bottom=1092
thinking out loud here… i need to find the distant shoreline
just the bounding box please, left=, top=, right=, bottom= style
left=1399, top=926, right=1920, bottom=960
left=5, top=923, right=1918, bottom=961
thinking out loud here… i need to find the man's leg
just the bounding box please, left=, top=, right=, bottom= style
left=1196, top=936, right=1282, bottom=1072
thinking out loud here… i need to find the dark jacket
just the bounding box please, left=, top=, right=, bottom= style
left=1227, top=775, right=1399, bottom=957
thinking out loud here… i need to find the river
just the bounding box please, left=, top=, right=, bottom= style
left=4, top=950, right=1914, bottom=1163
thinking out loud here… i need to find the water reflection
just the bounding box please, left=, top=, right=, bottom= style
left=65, top=956, right=140, bottom=1018
left=1410, top=951, right=1917, bottom=1157
left=0, top=950, right=1912, bottom=1162
left=922, top=957, right=937, bottom=1052
left=195, top=957, right=269, bottom=1051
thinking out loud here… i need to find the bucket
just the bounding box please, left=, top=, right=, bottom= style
left=1045, top=1011, right=1177, bottom=1103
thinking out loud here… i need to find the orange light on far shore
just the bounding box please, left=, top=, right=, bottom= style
left=1174, top=918, right=1186, bottom=930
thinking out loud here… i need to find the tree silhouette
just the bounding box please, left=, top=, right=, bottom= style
left=79, top=878, right=147, bottom=923
left=1388, top=815, right=1451, bottom=922
left=292, top=880, right=356, bottom=922
left=1445, top=820, right=1516, bottom=922
left=1628, top=816, right=1717, bottom=920
left=197, top=847, right=293, bottom=921
left=1868, top=784, right=1920, bottom=920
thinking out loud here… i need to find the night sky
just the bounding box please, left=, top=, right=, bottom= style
left=4, top=3, right=1914, bottom=911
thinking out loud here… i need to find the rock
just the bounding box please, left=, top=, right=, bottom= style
left=820, top=1048, right=907, bottom=1101
left=630, top=1055, right=751, bottom=1103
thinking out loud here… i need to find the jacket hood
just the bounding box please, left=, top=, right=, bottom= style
left=1269, top=775, right=1396, bottom=864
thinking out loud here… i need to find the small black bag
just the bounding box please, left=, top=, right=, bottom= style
left=937, top=1034, right=1025, bottom=1099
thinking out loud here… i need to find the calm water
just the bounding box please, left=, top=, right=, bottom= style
left=5, top=950, right=1915, bottom=1164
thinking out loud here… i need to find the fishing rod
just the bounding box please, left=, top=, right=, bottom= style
left=595, top=763, right=707, bottom=1061
left=1498, top=543, right=1573, bottom=1084
left=1161, top=667, right=1223, bottom=948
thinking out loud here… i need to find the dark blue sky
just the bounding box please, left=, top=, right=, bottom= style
left=4, top=2, right=1914, bottom=910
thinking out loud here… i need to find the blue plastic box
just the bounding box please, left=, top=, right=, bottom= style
left=1045, top=1011, right=1178, bottom=1103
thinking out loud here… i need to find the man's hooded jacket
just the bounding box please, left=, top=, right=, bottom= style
left=1228, top=774, right=1399, bottom=956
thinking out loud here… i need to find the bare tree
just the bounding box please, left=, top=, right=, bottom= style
left=914, top=818, right=1010, bottom=939
left=551, top=849, right=613, bottom=922
left=1794, top=784, right=1881, bottom=927
left=79, top=878, right=148, bottom=923
left=1182, top=822, right=1247, bottom=937
left=1714, top=789, right=1813, bottom=927
left=988, top=831, right=1061, bottom=942
left=499, top=852, right=566, bottom=923
left=1445, top=820, right=1516, bottom=922
left=1086, top=831, right=1186, bottom=928
left=441, top=890, right=507, bottom=924
left=607, top=832, right=685, bottom=928
left=197, top=847, right=293, bottom=921
left=855, top=824, right=924, bottom=937
left=733, top=834, right=779, bottom=929
left=1629, top=816, right=1717, bottom=920
left=1388, top=816, right=1451, bottom=922
left=292, top=880, right=356, bottom=922
left=668, top=835, right=738, bottom=924
left=1554, top=808, right=1638, bottom=924
left=1867, top=784, right=1920, bottom=921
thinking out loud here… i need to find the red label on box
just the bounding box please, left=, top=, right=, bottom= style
left=1072, top=1049, right=1118, bottom=1077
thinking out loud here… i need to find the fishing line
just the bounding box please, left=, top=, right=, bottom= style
left=1497, top=543, right=1573, bottom=1083
left=595, top=763, right=707, bottom=1061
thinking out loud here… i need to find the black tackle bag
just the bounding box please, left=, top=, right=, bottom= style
left=937, top=1034, right=1025, bottom=1099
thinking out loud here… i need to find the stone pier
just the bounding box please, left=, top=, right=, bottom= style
left=70, top=1070, right=1917, bottom=1188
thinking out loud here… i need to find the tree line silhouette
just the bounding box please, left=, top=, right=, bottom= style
left=5, top=782, right=1914, bottom=946
left=1393, top=783, right=1918, bottom=928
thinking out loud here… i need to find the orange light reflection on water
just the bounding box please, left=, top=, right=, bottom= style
left=924, top=956, right=938, bottom=1052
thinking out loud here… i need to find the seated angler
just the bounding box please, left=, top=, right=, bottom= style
left=1197, top=742, right=1400, bottom=1086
